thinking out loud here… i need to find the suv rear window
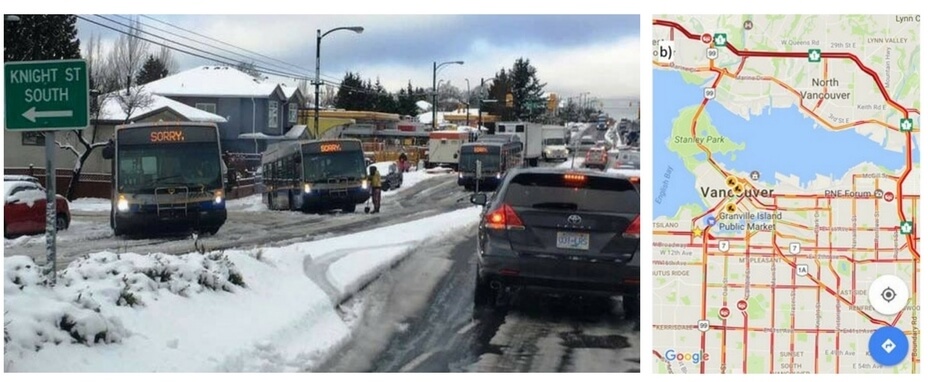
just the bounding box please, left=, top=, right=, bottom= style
left=503, top=173, right=639, bottom=214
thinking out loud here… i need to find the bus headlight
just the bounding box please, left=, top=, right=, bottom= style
left=303, top=183, right=312, bottom=194
left=496, top=172, right=502, bottom=179
left=117, top=194, right=129, bottom=212
left=214, top=190, right=224, bottom=204
left=362, top=180, right=369, bottom=190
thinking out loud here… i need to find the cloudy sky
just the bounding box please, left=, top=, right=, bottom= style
left=76, top=15, right=639, bottom=108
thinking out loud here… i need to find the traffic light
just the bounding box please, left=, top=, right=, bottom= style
left=505, top=93, right=514, bottom=107
left=547, top=93, right=558, bottom=111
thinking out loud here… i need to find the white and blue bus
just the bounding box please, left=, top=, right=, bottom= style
left=262, top=139, right=370, bottom=213
left=101, top=122, right=228, bottom=237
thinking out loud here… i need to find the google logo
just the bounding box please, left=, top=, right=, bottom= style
left=664, top=349, right=710, bottom=364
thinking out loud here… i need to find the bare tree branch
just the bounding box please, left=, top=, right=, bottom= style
left=54, top=139, right=80, bottom=157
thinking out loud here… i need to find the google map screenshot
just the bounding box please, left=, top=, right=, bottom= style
left=652, top=15, right=920, bottom=374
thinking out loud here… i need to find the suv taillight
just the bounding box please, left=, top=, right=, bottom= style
left=623, top=215, right=640, bottom=239
left=486, top=203, right=525, bottom=230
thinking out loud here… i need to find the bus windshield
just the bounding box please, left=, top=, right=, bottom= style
left=303, top=151, right=366, bottom=181
left=459, top=153, right=501, bottom=172
left=117, top=143, right=222, bottom=193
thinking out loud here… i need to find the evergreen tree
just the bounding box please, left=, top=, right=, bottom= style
left=334, top=72, right=366, bottom=110
left=509, top=58, right=546, bottom=121
left=486, top=68, right=512, bottom=120
left=136, top=54, right=169, bottom=85
left=396, top=81, right=419, bottom=117
left=4, top=14, right=81, bottom=62
left=372, top=78, right=397, bottom=113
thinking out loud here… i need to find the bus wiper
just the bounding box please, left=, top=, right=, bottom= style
left=531, top=202, right=578, bottom=210
left=137, top=175, right=185, bottom=193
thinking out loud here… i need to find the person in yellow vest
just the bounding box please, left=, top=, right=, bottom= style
left=368, top=165, right=382, bottom=213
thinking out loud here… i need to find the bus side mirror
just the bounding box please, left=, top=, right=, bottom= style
left=102, top=144, right=114, bottom=160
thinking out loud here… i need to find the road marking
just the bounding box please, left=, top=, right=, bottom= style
left=399, top=350, right=436, bottom=372
left=457, top=321, right=478, bottom=335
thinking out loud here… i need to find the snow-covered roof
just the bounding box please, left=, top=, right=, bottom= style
left=144, top=65, right=284, bottom=98
left=279, top=84, right=302, bottom=100
left=238, top=125, right=308, bottom=140
left=98, top=90, right=227, bottom=123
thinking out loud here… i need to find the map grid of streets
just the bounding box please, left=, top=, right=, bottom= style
left=651, top=15, right=920, bottom=374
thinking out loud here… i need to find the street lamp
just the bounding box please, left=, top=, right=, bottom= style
left=432, top=60, right=464, bottom=130
left=314, top=26, right=364, bottom=139
left=464, top=78, right=470, bottom=127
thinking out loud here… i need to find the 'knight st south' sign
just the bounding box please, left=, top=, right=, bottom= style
left=4, top=59, right=89, bottom=131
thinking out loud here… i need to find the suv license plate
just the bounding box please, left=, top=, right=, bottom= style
left=557, top=231, right=590, bottom=250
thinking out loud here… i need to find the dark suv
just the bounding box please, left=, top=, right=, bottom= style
left=470, top=167, right=640, bottom=314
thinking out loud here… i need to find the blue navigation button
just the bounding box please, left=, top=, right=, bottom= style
left=868, top=326, right=908, bottom=366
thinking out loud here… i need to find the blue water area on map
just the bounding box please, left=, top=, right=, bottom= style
left=653, top=70, right=709, bottom=217
left=706, top=103, right=918, bottom=187
left=653, top=69, right=918, bottom=218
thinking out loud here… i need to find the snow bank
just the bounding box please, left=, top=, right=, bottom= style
left=321, top=207, right=481, bottom=299
left=69, top=198, right=111, bottom=212
left=383, top=168, right=440, bottom=196
left=6, top=206, right=483, bottom=372
left=225, top=194, right=267, bottom=212
left=4, top=251, right=245, bottom=371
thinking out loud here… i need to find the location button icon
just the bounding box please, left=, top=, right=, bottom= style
left=868, top=326, right=909, bottom=366
left=867, top=275, right=909, bottom=315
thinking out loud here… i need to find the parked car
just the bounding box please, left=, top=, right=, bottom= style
left=470, top=167, right=640, bottom=315
left=4, top=181, right=70, bottom=238
left=373, top=162, right=404, bottom=191
left=584, top=147, right=610, bottom=170
left=4, top=175, right=41, bottom=184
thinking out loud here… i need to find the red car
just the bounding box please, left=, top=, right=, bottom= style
left=4, top=180, right=70, bottom=238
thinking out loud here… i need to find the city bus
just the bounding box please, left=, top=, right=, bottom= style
left=262, top=139, right=370, bottom=213
left=101, top=122, right=228, bottom=237
left=457, top=139, right=523, bottom=191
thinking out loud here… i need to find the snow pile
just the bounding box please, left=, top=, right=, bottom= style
left=226, top=194, right=267, bottom=212
left=69, top=198, right=111, bottom=212
left=6, top=207, right=482, bottom=372
left=4, top=251, right=245, bottom=367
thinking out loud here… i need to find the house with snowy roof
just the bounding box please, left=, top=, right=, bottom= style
left=143, top=65, right=305, bottom=153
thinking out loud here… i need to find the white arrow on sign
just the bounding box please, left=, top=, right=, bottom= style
left=22, top=106, right=73, bottom=123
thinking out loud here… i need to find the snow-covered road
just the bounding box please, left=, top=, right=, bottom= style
left=5, top=172, right=469, bottom=268
left=320, top=228, right=640, bottom=373
left=5, top=207, right=484, bottom=372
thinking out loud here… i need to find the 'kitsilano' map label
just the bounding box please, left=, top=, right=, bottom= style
left=652, top=15, right=920, bottom=374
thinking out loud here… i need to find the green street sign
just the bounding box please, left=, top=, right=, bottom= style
left=4, top=59, right=89, bottom=131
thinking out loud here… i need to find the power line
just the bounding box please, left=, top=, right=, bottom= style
left=113, top=14, right=311, bottom=80
left=79, top=15, right=437, bottom=98
left=78, top=15, right=307, bottom=82
left=92, top=14, right=311, bottom=81
left=139, top=15, right=345, bottom=83
left=140, top=15, right=308, bottom=75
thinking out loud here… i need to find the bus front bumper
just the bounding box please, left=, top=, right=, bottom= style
left=115, top=202, right=227, bottom=235
left=299, top=187, right=371, bottom=209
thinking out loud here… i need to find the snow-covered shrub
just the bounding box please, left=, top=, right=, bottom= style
left=4, top=250, right=247, bottom=356
left=4, top=256, right=128, bottom=358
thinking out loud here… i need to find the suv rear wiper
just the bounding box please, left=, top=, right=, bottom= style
left=531, top=202, right=578, bottom=210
